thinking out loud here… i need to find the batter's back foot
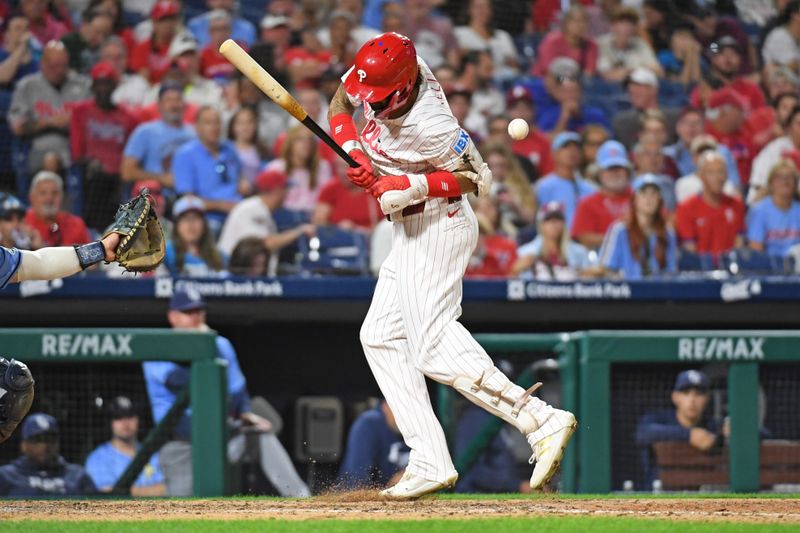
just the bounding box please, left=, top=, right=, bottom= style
left=528, top=410, right=577, bottom=490
left=379, top=472, right=459, bottom=500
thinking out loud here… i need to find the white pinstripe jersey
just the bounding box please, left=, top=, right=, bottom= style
left=345, top=57, right=470, bottom=179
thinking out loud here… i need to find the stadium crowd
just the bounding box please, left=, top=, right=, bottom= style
left=0, top=0, right=799, bottom=280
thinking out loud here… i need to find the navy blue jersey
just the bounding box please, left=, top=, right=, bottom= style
left=0, top=456, right=97, bottom=496
left=337, top=406, right=409, bottom=489
left=0, top=246, right=21, bottom=289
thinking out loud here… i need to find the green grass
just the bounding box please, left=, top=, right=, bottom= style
left=2, top=517, right=794, bottom=533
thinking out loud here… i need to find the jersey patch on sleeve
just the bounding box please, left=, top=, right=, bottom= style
left=450, top=129, right=470, bottom=157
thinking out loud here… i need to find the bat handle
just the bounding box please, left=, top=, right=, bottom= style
left=301, top=116, right=360, bottom=168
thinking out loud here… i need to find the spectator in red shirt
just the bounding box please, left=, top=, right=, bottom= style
left=690, top=36, right=765, bottom=113
left=705, top=88, right=755, bottom=187
left=199, top=9, right=238, bottom=83
left=311, top=158, right=381, bottom=231
left=21, top=0, right=69, bottom=47
left=24, top=171, right=91, bottom=246
left=466, top=197, right=518, bottom=279
left=505, top=85, right=553, bottom=178
left=688, top=5, right=755, bottom=75
left=284, top=29, right=333, bottom=90
left=573, top=140, right=633, bottom=250
left=675, top=151, right=745, bottom=255
left=129, top=1, right=181, bottom=84
left=70, top=61, right=138, bottom=231
left=532, top=5, right=598, bottom=77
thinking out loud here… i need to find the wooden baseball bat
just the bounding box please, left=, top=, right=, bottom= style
left=219, top=39, right=358, bottom=168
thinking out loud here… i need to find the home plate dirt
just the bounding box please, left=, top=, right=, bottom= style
left=0, top=496, right=797, bottom=523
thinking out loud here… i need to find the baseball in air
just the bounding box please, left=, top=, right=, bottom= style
left=507, top=118, right=529, bottom=140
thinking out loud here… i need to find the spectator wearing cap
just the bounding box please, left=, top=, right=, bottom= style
left=690, top=36, right=765, bottom=113
left=121, top=82, right=195, bottom=188
left=749, top=105, right=800, bottom=204
left=512, top=201, right=596, bottom=281
left=572, top=140, right=633, bottom=250
left=188, top=0, right=256, bottom=48
left=704, top=88, right=756, bottom=187
left=762, top=1, right=800, bottom=73
left=675, top=151, right=745, bottom=255
left=597, top=7, right=662, bottom=82
left=635, top=370, right=721, bottom=489
left=664, top=107, right=742, bottom=185
left=405, top=0, right=460, bottom=70
left=0, top=15, right=40, bottom=91
left=84, top=396, right=166, bottom=496
left=24, top=171, right=90, bottom=246
left=198, top=10, right=240, bottom=83
left=8, top=41, right=91, bottom=177
left=0, top=413, right=96, bottom=496
left=466, top=197, right=518, bottom=279
left=481, top=141, right=537, bottom=233
left=129, top=0, right=181, bottom=84
left=688, top=5, right=755, bottom=75
left=218, top=169, right=316, bottom=271
left=20, top=0, right=69, bottom=48
left=612, top=67, right=680, bottom=150
left=599, top=174, right=677, bottom=279
left=318, top=0, right=379, bottom=49
left=536, top=57, right=610, bottom=134
left=505, top=85, right=553, bottom=178
left=70, top=61, right=138, bottom=232
left=0, top=193, right=41, bottom=250
left=143, top=288, right=307, bottom=497
left=60, top=8, right=113, bottom=74
left=144, top=31, right=223, bottom=111
left=323, top=10, right=360, bottom=74
left=312, top=156, right=381, bottom=231
left=256, top=14, right=292, bottom=84
left=164, top=195, right=226, bottom=277
left=631, top=133, right=677, bottom=212
left=747, top=158, right=800, bottom=257
left=674, top=135, right=741, bottom=204
left=454, top=0, right=520, bottom=81
left=99, top=37, right=150, bottom=109
left=172, top=106, right=243, bottom=234
left=535, top=132, right=596, bottom=229
left=532, top=5, right=598, bottom=77
left=284, top=28, right=334, bottom=91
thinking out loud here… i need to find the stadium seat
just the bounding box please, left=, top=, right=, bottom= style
left=272, top=208, right=309, bottom=232
left=677, top=251, right=716, bottom=272
left=298, top=226, right=369, bottom=276
left=720, top=249, right=776, bottom=275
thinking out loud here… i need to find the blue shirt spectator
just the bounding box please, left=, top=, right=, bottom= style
left=188, top=10, right=256, bottom=48
left=84, top=396, right=165, bottom=495
left=121, top=82, right=194, bottom=186
left=338, top=402, right=409, bottom=489
left=747, top=160, right=800, bottom=257
left=453, top=406, right=522, bottom=493
left=666, top=140, right=741, bottom=188
left=142, top=288, right=250, bottom=440
left=0, top=413, right=96, bottom=496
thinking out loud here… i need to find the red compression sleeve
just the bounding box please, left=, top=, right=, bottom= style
left=425, top=171, right=462, bottom=197
left=330, top=113, right=359, bottom=153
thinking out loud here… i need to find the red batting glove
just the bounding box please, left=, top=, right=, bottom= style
left=346, top=150, right=378, bottom=188
left=367, top=174, right=411, bottom=199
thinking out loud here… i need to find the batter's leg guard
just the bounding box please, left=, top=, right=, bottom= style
left=452, top=366, right=543, bottom=435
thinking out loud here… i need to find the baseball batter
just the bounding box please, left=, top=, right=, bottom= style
left=328, top=32, right=577, bottom=499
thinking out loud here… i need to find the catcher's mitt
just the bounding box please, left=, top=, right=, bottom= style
left=104, top=189, right=165, bottom=272
left=0, top=357, right=34, bottom=444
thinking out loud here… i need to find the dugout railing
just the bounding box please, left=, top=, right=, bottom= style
left=0, top=328, right=228, bottom=497
left=449, top=331, right=800, bottom=493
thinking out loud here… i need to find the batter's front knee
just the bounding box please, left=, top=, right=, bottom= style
left=359, top=317, right=384, bottom=356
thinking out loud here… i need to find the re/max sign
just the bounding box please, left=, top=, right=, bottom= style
left=678, top=337, right=765, bottom=361
left=41, top=334, right=133, bottom=358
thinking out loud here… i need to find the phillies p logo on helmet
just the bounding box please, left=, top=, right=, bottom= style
left=357, top=69, right=367, bottom=82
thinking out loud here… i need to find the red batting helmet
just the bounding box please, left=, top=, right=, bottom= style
left=343, top=32, right=418, bottom=118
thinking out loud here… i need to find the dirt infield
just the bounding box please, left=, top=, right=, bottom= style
left=1, top=496, right=798, bottom=524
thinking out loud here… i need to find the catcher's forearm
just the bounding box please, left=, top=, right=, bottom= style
left=15, top=243, right=105, bottom=282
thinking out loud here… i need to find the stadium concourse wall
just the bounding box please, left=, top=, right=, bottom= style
left=0, top=328, right=228, bottom=497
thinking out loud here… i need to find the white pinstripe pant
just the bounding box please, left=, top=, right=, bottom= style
left=360, top=198, right=561, bottom=483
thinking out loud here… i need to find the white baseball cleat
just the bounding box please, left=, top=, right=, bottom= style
left=529, top=411, right=578, bottom=490
left=379, top=472, right=459, bottom=500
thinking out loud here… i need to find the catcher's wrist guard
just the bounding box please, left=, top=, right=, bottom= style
left=74, top=241, right=106, bottom=270
left=0, top=357, right=34, bottom=444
